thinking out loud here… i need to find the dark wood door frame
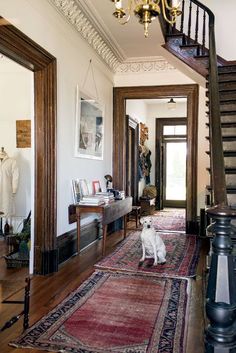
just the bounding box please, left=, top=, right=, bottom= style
left=113, top=85, right=199, bottom=232
left=156, top=118, right=187, bottom=209
left=0, top=17, right=57, bottom=274
left=126, top=115, right=139, bottom=205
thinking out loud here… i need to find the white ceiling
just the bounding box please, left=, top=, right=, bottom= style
left=77, top=0, right=165, bottom=61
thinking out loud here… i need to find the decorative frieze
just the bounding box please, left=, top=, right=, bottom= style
left=116, top=58, right=176, bottom=74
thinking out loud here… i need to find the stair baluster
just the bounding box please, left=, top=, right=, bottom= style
left=187, top=1, right=192, bottom=43
left=202, top=10, right=206, bottom=56
left=194, top=5, right=199, bottom=44
left=180, top=0, right=185, bottom=34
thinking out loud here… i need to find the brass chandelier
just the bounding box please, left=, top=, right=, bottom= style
left=110, top=0, right=182, bottom=37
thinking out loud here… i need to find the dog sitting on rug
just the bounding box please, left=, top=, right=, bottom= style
left=139, top=217, right=166, bottom=266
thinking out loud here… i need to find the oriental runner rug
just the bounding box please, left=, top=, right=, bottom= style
left=152, top=209, right=186, bottom=232
left=95, top=231, right=200, bottom=278
left=11, top=271, right=189, bottom=353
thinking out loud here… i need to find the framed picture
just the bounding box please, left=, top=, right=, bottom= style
left=92, top=180, right=101, bottom=194
left=75, top=87, right=104, bottom=160
left=79, top=179, right=89, bottom=198
left=71, top=179, right=81, bottom=204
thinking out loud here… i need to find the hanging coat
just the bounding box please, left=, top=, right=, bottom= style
left=0, top=155, right=19, bottom=217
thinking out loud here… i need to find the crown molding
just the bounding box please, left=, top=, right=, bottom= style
left=76, top=0, right=126, bottom=62
left=48, top=0, right=176, bottom=74
left=48, top=0, right=120, bottom=72
left=116, top=57, right=176, bottom=74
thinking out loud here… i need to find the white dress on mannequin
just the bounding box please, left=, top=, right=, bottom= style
left=0, top=154, right=19, bottom=217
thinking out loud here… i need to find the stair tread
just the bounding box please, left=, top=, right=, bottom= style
left=206, top=150, right=236, bottom=156
left=206, top=136, right=236, bottom=141
left=206, top=122, right=236, bottom=127
left=218, top=65, right=236, bottom=73
left=206, top=185, right=236, bottom=193
left=165, top=33, right=184, bottom=38
left=180, top=44, right=199, bottom=48
left=207, top=184, right=236, bottom=189
left=207, top=167, right=236, bottom=174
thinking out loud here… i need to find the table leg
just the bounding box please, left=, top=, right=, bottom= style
left=102, top=224, right=107, bottom=256
left=124, top=215, right=127, bottom=239
left=77, top=212, right=81, bottom=254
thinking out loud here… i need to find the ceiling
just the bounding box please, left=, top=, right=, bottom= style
left=76, top=0, right=165, bottom=61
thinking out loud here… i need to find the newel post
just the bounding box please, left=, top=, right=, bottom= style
left=205, top=205, right=236, bottom=353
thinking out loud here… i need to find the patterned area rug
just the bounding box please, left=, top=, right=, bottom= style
left=152, top=209, right=186, bottom=232
left=11, top=271, right=189, bottom=353
left=95, top=231, right=200, bottom=278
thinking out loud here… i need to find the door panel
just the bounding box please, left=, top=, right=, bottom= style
left=163, top=141, right=186, bottom=207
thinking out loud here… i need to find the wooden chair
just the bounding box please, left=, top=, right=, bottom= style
left=127, top=205, right=141, bottom=228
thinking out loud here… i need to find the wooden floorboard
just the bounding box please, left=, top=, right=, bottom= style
left=0, top=223, right=208, bottom=353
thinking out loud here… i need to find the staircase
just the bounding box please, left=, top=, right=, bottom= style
left=161, top=1, right=236, bottom=208
left=160, top=1, right=236, bottom=350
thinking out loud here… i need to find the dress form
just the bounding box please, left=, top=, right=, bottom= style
left=0, top=147, right=19, bottom=235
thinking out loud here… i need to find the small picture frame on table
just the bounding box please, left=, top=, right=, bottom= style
left=79, top=179, right=89, bottom=198
left=92, top=180, right=101, bottom=194
left=71, top=179, right=81, bottom=204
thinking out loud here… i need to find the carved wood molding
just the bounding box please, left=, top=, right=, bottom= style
left=48, top=0, right=120, bottom=72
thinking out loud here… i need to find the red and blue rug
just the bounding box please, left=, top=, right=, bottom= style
left=95, top=231, right=200, bottom=278
left=152, top=209, right=186, bottom=232
left=11, top=271, right=189, bottom=353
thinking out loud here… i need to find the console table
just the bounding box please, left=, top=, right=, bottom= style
left=71, top=197, right=132, bottom=256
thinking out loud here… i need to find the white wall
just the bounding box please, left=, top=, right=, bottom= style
left=0, top=0, right=114, bottom=236
left=0, top=57, right=33, bottom=227
left=201, top=0, right=236, bottom=61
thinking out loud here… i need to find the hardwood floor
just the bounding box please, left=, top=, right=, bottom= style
left=0, top=223, right=208, bottom=353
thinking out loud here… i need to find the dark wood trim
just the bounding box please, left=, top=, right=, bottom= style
left=113, top=84, right=199, bottom=225
left=155, top=118, right=187, bottom=209
left=126, top=115, right=139, bottom=205
left=0, top=17, right=57, bottom=274
left=57, top=221, right=100, bottom=265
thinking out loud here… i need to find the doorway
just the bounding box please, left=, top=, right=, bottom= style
left=0, top=17, right=57, bottom=274
left=156, top=118, right=187, bottom=209
left=113, top=84, right=199, bottom=233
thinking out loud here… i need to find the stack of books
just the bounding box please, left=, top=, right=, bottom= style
left=95, top=192, right=115, bottom=204
left=79, top=195, right=105, bottom=206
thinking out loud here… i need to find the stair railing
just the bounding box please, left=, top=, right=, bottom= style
left=160, top=1, right=236, bottom=351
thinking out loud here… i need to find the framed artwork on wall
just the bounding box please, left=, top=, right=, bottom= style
left=75, top=87, right=104, bottom=160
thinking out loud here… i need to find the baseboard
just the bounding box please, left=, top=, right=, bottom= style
left=57, top=219, right=100, bottom=265
left=186, top=220, right=199, bottom=235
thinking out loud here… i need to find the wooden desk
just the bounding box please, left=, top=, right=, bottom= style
left=74, top=197, right=132, bottom=256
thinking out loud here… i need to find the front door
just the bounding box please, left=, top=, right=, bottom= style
left=156, top=118, right=187, bottom=209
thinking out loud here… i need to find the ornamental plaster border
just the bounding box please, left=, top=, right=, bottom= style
left=48, top=0, right=176, bottom=74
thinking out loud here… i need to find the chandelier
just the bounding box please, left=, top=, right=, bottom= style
left=110, top=0, right=182, bottom=37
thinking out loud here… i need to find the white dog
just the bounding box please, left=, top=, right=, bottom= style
left=139, top=217, right=166, bottom=266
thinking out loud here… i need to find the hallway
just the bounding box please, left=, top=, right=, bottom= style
left=0, top=218, right=208, bottom=353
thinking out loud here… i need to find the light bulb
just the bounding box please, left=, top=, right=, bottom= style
left=115, top=0, right=122, bottom=9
